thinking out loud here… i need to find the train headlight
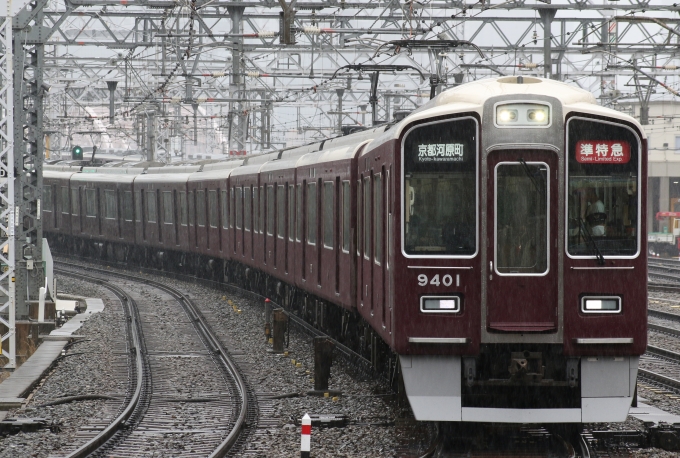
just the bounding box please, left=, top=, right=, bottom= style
left=581, top=296, right=621, bottom=314
left=420, top=296, right=461, bottom=313
left=495, top=102, right=551, bottom=127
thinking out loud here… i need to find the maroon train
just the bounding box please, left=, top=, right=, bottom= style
left=44, top=76, right=647, bottom=423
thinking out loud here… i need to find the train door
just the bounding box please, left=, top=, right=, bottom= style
left=486, top=150, right=558, bottom=332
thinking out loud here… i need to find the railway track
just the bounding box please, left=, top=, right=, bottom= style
left=53, top=263, right=252, bottom=457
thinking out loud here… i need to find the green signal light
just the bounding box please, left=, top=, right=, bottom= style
left=72, top=145, right=83, bottom=160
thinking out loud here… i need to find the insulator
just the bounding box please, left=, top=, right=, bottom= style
left=663, top=65, right=678, bottom=70
left=171, top=97, right=181, bottom=104
left=196, top=97, right=207, bottom=104
left=212, top=72, right=226, bottom=77
left=523, top=62, right=538, bottom=69
left=257, top=31, right=276, bottom=38
left=247, top=71, right=260, bottom=78
left=303, top=26, right=321, bottom=34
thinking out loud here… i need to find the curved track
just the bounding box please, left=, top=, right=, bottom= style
left=55, top=263, right=251, bottom=458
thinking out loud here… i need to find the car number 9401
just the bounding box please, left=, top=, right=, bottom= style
left=417, top=274, right=454, bottom=287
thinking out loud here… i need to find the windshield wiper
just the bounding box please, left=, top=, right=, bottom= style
left=518, top=158, right=543, bottom=192
left=578, top=217, right=605, bottom=265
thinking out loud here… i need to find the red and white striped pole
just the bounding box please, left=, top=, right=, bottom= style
left=301, top=413, right=311, bottom=457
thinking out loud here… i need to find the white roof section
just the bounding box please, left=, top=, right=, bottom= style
left=321, top=126, right=388, bottom=150
left=71, top=172, right=137, bottom=184
left=135, top=172, right=192, bottom=184
left=297, top=142, right=365, bottom=168
left=243, top=151, right=279, bottom=165
left=81, top=167, right=144, bottom=175
left=279, top=143, right=320, bottom=159
left=44, top=170, right=78, bottom=180
left=201, top=160, right=245, bottom=171
left=146, top=165, right=200, bottom=174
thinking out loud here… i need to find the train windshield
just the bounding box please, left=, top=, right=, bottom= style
left=403, top=118, right=477, bottom=256
left=567, top=118, right=640, bottom=257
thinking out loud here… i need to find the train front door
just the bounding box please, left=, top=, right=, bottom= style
left=486, top=150, right=558, bottom=332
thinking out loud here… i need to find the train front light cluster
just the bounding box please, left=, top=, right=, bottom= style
left=581, top=296, right=621, bottom=314
left=495, top=103, right=551, bottom=127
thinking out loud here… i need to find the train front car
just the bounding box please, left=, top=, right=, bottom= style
left=383, top=76, right=647, bottom=423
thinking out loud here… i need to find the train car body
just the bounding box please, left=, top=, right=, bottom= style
left=44, top=76, right=647, bottom=425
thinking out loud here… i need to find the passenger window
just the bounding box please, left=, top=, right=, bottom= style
left=307, top=182, right=317, bottom=244
left=180, top=192, right=188, bottom=226
left=267, top=185, right=275, bottom=236
left=188, top=191, right=195, bottom=226
left=229, top=188, right=234, bottom=229
left=196, top=190, right=206, bottom=227
left=277, top=184, right=285, bottom=239
left=342, top=181, right=350, bottom=253
left=134, top=191, right=141, bottom=222
left=61, top=187, right=69, bottom=214
left=364, top=177, right=371, bottom=258
left=253, top=187, right=259, bottom=233
left=323, top=181, right=334, bottom=249
left=86, top=189, right=96, bottom=217
left=288, top=184, right=295, bottom=241
left=71, top=188, right=79, bottom=216
left=357, top=180, right=361, bottom=256
left=260, top=186, right=265, bottom=234
left=235, top=187, right=243, bottom=229
left=163, top=191, right=173, bottom=224
left=147, top=191, right=157, bottom=223
left=296, top=184, right=302, bottom=242
left=105, top=189, right=116, bottom=219
left=244, top=187, right=251, bottom=231
left=123, top=191, right=133, bottom=222
left=374, top=173, right=382, bottom=263
left=209, top=190, right=218, bottom=228
left=43, top=185, right=53, bottom=212
left=221, top=190, right=228, bottom=229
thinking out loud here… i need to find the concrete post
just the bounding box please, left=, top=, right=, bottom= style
left=272, top=308, right=288, bottom=353
left=106, top=81, right=117, bottom=124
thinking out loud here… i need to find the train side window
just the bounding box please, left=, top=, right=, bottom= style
left=235, top=187, right=243, bottom=229
left=43, top=185, right=53, bottom=212
left=267, top=185, right=275, bottom=236
left=123, top=191, right=133, bottom=222
left=342, top=181, right=350, bottom=253
left=209, top=189, right=218, bottom=228
left=307, top=182, right=317, bottom=245
left=375, top=173, right=382, bottom=263
left=221, top=190, right=228, bottom=229
left=357, top=179, right=362, bottom=256
left=296, top=184, right=302, bottom=242
left=323, top=181, right=334, bottom=249
left=244, top=187, right=251, bottom=231
left=196, top=190, right=206, bottom=227
left=277, top=184, right=285, bottom=239
left=364, top=176, right=371, bottom=259
left=134, top=191, right=141, bottom=222
left=147, top=191, right=157, bottom=223
left=61, top=186, right=69, bottom=214
left=85, top=189, right=96, bottom=217
left=229, top=188, right=234, bottom=229
left=288, top=184, right=295, bottom=241
left=71, top=188, right=79, bottom=216
left=252, top=187, right=259, bottom=233
left=163, top=191, right=173, bottom=224
left=105, top=189, right=117, bottom=220
left=180, top=192, right=188, bottom=226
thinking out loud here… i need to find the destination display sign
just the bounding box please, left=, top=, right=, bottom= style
left=575, top=140, right=630, bottom=164
left=416, top=143, right=465, bottom=162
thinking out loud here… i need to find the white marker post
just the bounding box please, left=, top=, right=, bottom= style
left=301, top=413, right=311, bottom=457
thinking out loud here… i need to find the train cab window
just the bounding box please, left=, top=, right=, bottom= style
left=85, top=189, right=97, bottom=217
left=123, top=191, right=133, bottom=222
left=243, top=187, right=251, bottom=231
left=221, top=190, right=228, bottom=229
left=61, top=187, right=69, bottom=214
left=163, top=191, right=173, bottom=224
left=277, top=184, right=285, bottom=239
left=363, top=176, right=371, bottom=259
left=180, top=192, right=188, bottom=226
left=296, top=184, right=302, bottom=242
left=323, top=181, right=334, bottom=249
left=495, top=163, right=548, bottom=275
left=147, top=191, right=157, bottom=223
left=134, top=191, right=141, bottom=222
left=209, top=190, right=218, bottom=228
left=267, top=185, right=275, bottom=236
left=307, top=182, right=317, bottom=244
left=197, top=190, right=206, bottom=227
left=342, top=181, right=350, bottom=253
left=104, top=190, right=117, bottom=219
left=71, top=188, right=79, bottom=216
left=252, top=187, right=259, bottom=232
left=288, top=184, right=295, bottom=241
left=375, top=173, right=383, bottom=263
left=403, top=117, right=477, bottom=257
left=567, top=118, right=640, bottom=257
left=235, top=187, right=242, bottom=229
left=43, top=185, right=53, bottom=212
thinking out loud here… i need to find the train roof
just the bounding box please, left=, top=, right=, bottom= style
left=187, top=161, right=244, bottom=182
left=146, top=165, right=201, bottom=174
left=71, top=171, right=137, bottom=183
left=135, top=172, right=192, bottom=184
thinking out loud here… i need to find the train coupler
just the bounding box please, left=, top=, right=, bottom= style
left=508, top=351, right=545, bottom=383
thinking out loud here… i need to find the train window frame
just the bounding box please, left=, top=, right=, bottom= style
left=196, top=190, right=206, bottom=227
left=123, top=191, right=133, bottom=222
left=85, top=188, right=97, bottom=218
left=163, top=191, right=173, bottom=225
left=180, top=191, right=188, bottom=226
left=104, top=189, right=117, bottom=220
left=147, top=190, right=157, bottom=223
left=364, top=176, right=371, bottom=260
left=400, top=116, right=479, bottom=259
left=565, top=116, right=642, bottom=260
left=494, top=161, right=550, bottom=277
left=71, top=188, right=79, bottom=216
left=188, top=191, right=195, bottom=226
left=296, top=183, right=302, bottom=242
left=243, top=186, right=251, bottom=231
left=277, top=184, right=285, bottom=239
left=342, top=181, right=350, bottom=253
left=307, top=181, right=317, bottom=245
left=323, top=181, right=334, bottom=249
left=252, top=187, right=259, bottom=232
left=288, top=184, right=295, bottom=242
left=209, top=189, right=218, bottom=229
left=267, top=185, right=275, bottom=236
left=235, top=187, right=243, bottom=230
left=134, top=191, right=141, bottom=222
left=61, top=186, right=69, bottom=214
left=374, top=172, right=383, bottom=264
left=43, top=185, right=53, bottom=212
